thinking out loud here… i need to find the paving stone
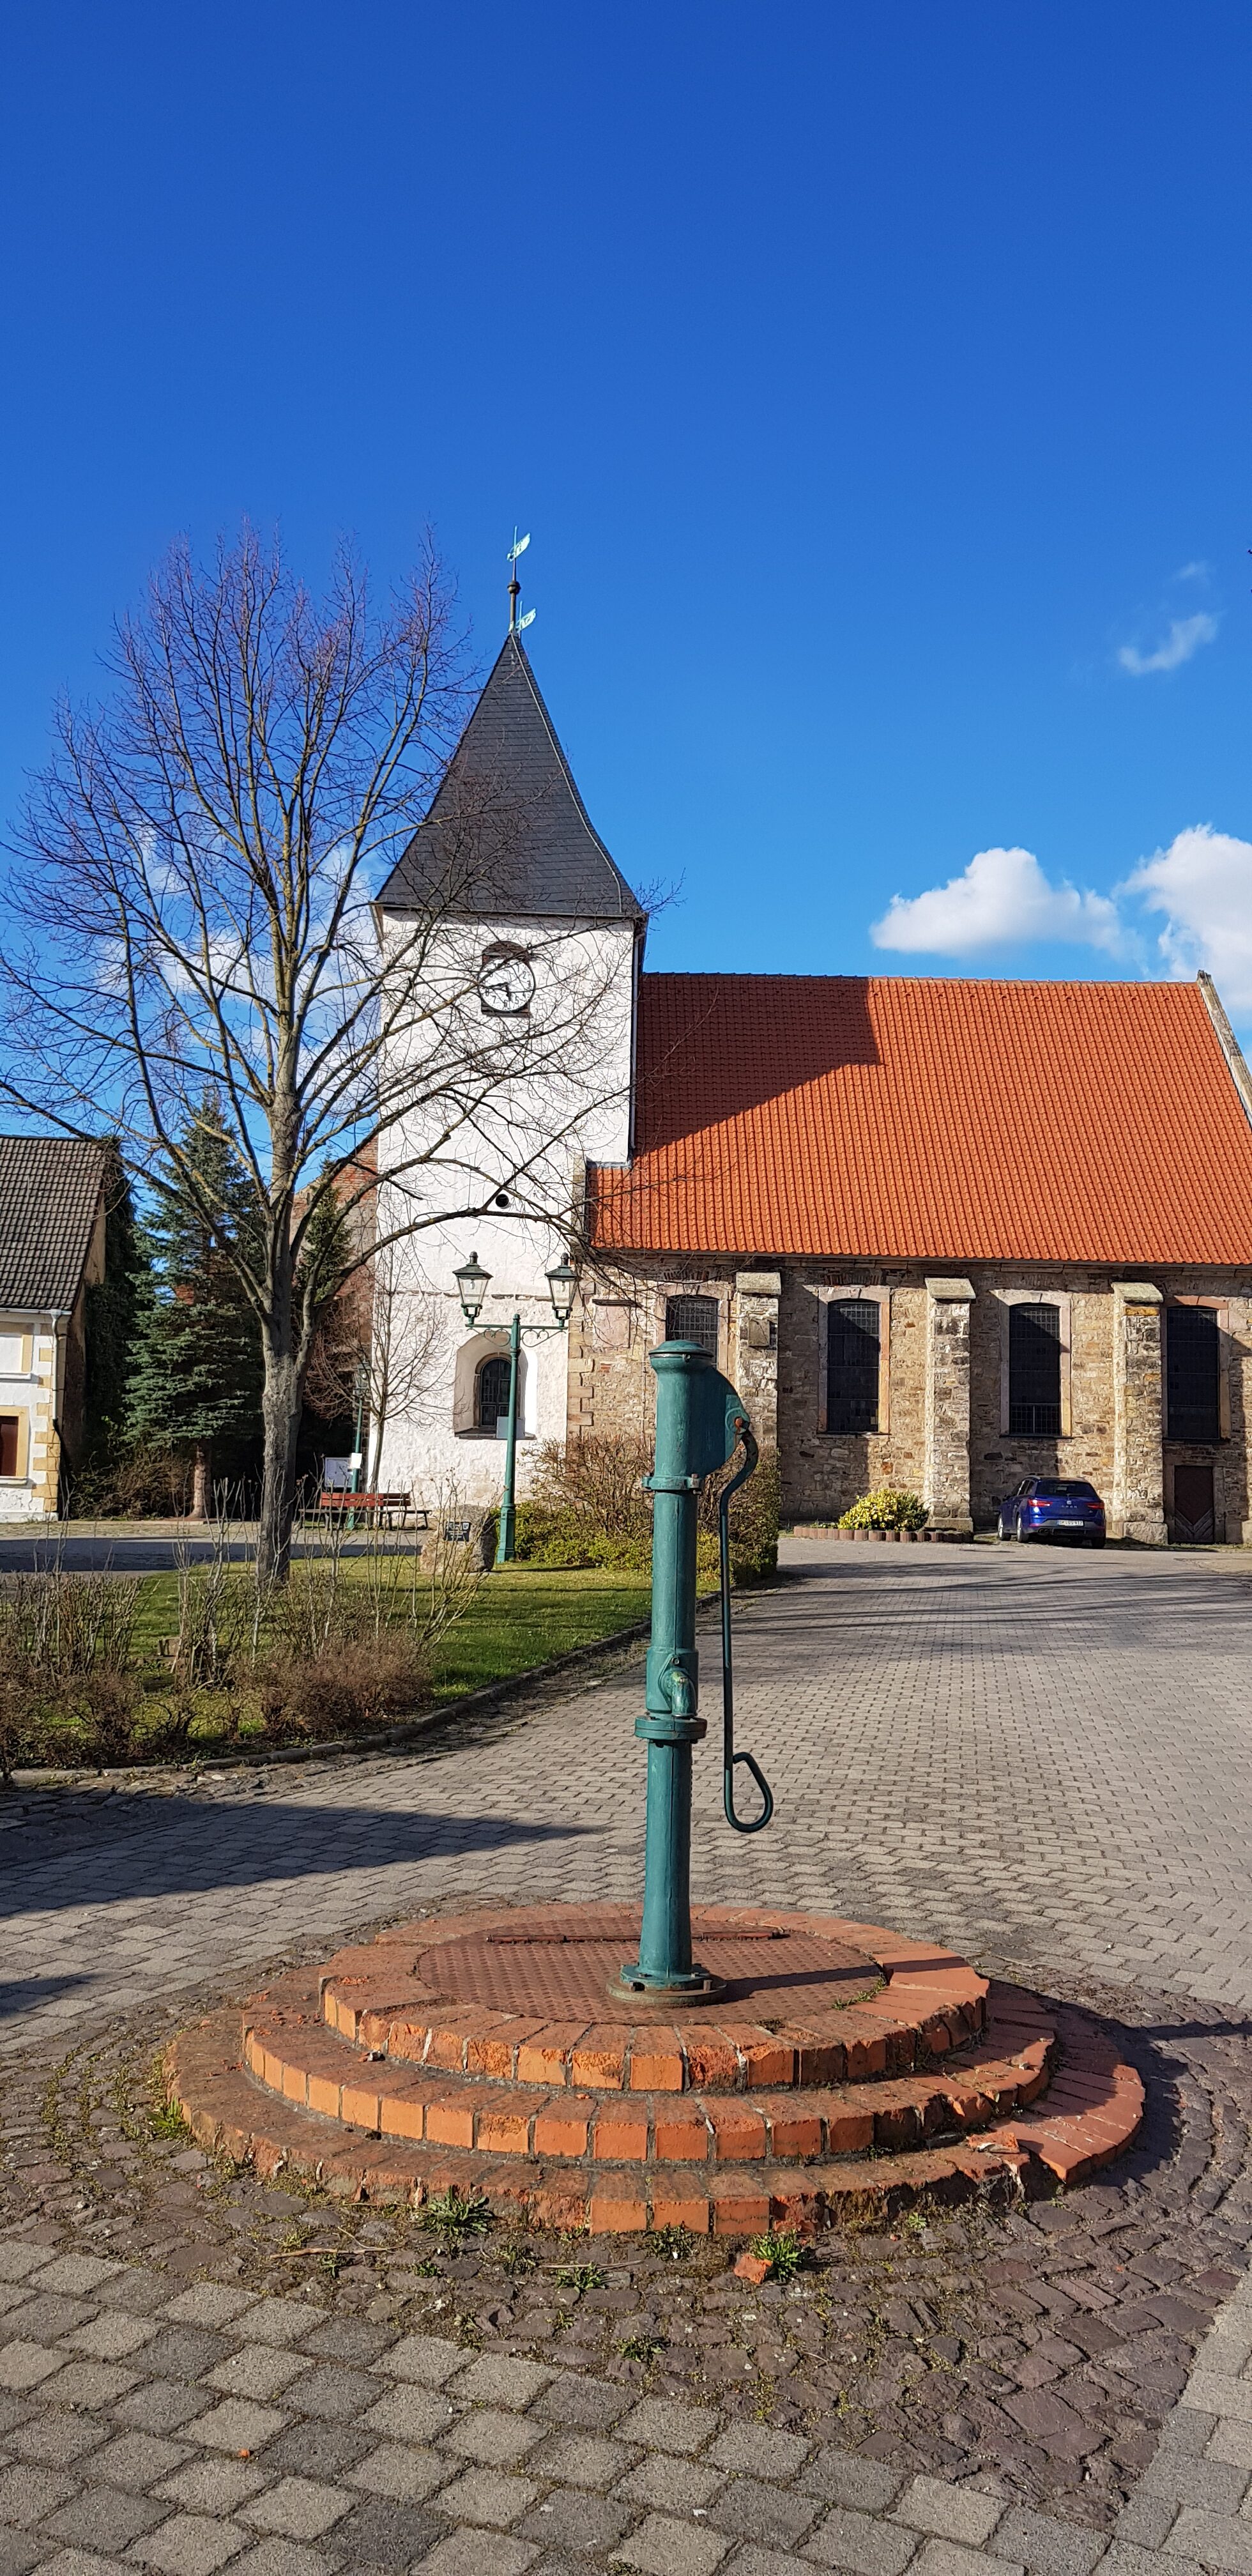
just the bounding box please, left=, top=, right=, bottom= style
left=1186, top=2379, right=1252, bottom=2425
left=349, top=2440, right=453, bottom=2502
left=805, top=2503, right=920, bottom=2575
left=0, top=2459, right=79, bottom=2524
left=1114, top=2496, right=1180, bottom=2550
left=40, top=2357, right=142, bottom=2407
left=95, top=2269, right=172, bottom=2317
left=534, top=2372, right=636, bottom=2431
left=40, top=2484, right=169, bottom=2551
left=415, top=2534, right=538, bottom=2576
left=218, top=2547, right=339, bottom=2576
left=434, top=2464, right=540, bottom=2524
left=204, top=2345, right=310, bottom=2402
left=912, top=2548, right=1025, bottom=2576
left=130, top=2511, right=252, bottom=2573
left=138, top=2324, right=235, bottom=2380
left=153, top=2455, right=273, bottom=2513
left=162, top=2285, right=259, bottom=2329
left=519, top=2485, right=635, bottom=2549
left=298, top=2317, right=393, bottom=2365
left=227, top=2299, right=319, bottom=2348
left=728, top=2552, right=823, bottom=2576
left=1214, top=2425, right=1252, bottom=2471
left=0, top=2533, right=40, bottom=2576
left=8, top=2412, right=109, bottom=2467
left=112, top=2376, right=208, bottom=2435
left=798, top=2453, right=908, bottom=2514
left=453, top=2355, right=554, bottom=2411
left=611, top=2511, right=733, bottom=2575
left=618, top=2397, right=720, bottom=2457
left=0, top=2246, right=50, bottom=2283
left=989, top=2506, right=1110, bottom=2574
left=0, top=2338, right=68, bottom=2389
left=277, top=2359, right=381, bottom=2421
left=323, top=2492, right=443, bottom=2564
left=87, top=2429, right=191, bottom=2488
left=361, top=2382, right=457, bottom=2445
left=183, top=2396, right=289, bottom=2453
left=0, top=2395, right=33, bottom=2440
left=708, top=2425, right=811, bottom=2482
left=61, top=2308, right=160, bottom=2359
left=894, top=2478, right=1005, bottom=2545
left=1169, top=2509, right=1252, bottom=2570
left=378, top=2333, right=471, bottom=2388
left=258, top=2418, right=373, bottom=2482
left=614, top=2450, right=725, bottom=2513
left=705, top=2474, right=819, bottom=2546
left=2, top=2294, right=95, bottom=2342
left=526, top=2428, right=633, bottom=2488
left=1100, top=2548, right=1210, bottom=2576
left=28, top=2253, right=120, bottom=2295
left=444, top=2405, right=546, bottom=2466
left=242, top=2475, right=352, bottom=2539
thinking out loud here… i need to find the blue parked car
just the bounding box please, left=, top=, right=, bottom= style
left=997, top=1477, right=1106, bottom=1546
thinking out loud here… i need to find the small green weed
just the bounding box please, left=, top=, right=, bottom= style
left=617, top=2329, right=667, bottom=2365
left=500, top=2239, right=536, bottom=2277
left=653, top=2223, right=694, bottom=2262
left=410, top=2254, right=441, bottom=2276
left=148, top=2097, right=190, bottom=2142
left=417, top=2189, right=492, bottom=2242
left=554, top=2262, right=606, bottom=2296
left=747, top=2227, right=806, bottom=2283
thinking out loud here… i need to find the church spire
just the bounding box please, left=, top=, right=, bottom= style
left=506, top=529, right=535, bottom=636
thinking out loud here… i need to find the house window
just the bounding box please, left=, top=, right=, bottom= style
left=0, top=1416, right=19, bottom=1476
left=665, top=1296, right=719, bottom=1357
left=826, top=1299, right=880, bottom=1434
left=1009, top=1303, right=1062, bottom=1434
left=0, top=1335, right=24, bottom=1375
left=476, top=1354, right=512, bottom=1431
left=1167, top=1305, right=1219, bottom=1443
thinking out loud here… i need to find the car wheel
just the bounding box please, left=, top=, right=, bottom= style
left=1016, top=1518, right=1029, bottom=1541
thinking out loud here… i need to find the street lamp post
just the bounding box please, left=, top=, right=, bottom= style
left=454, top=1252, right=577, bottom=1567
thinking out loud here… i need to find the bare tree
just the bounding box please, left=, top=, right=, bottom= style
left=0, top=528, right=629, bottom=1578
left=304, top=1236, right=442, bottom=1489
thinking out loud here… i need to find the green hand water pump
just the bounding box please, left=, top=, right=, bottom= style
left=616, top=1338, right=775, bottom=2002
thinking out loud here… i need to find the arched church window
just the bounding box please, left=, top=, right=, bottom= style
left=827, top=1299, right=880, bottom=1434
left=665, top=1295, right=719, bottom=1356
left=476, top=1354, right=512, bottom=1431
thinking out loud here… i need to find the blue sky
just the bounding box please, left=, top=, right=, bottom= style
left=3, top=5, right=1251, bottom=1009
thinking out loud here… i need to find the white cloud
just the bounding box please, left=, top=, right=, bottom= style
left=1175, top=560, right=1210, bottom=583
left=871, top=845, right=1123, bottom=959
left=1124, top=825, right=1252, bottom=1013
left=1117, top=612, right=1218, bottom=676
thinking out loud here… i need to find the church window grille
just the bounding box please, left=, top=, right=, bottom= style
left=475, top=1354, right=512, bottom=1432
left=1166, top=1305, right=1219, bottom=1443
left=665, top=1296, right=719, bottom=1357
left=1009, top=1303, right=1062, bottom=1435
left=826, top=1299, right=880, bottom=1434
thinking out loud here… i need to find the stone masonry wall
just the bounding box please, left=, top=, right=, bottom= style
left=568, top=1257, right=1252, bottom=1539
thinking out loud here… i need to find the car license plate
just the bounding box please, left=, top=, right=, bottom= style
left=1058, top=1517, right=1083, bottom=1525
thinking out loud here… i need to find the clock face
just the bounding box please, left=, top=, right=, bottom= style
left=478, top=949, right=536, bottom=1016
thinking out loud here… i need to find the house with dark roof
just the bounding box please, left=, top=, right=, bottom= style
left=0, top=1137, right=108, bottom=1517
left=375, top=634, right=1252, bottom=1545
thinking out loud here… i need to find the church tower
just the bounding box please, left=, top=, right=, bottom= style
left=372, top=620, right=644, bottom=1508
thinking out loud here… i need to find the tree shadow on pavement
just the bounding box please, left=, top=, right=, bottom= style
left=1, top=1797, right=593, bottom=1912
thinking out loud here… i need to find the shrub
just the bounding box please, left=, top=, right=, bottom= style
left=513, top=1432, right=780, bottom=1586
left=838, top=1486, right=929, bottom=1532
left=254, top=1635, right=428, bottom=1742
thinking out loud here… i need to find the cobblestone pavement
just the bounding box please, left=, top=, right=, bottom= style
left=5, top=1544, right=1252, bottom=2573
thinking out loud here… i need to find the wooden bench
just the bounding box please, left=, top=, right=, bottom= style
left=317, top=1491, right=427, bottom=1531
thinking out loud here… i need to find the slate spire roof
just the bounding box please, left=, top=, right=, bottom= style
left=0, top=1136, right=107, bottom=1311
left=378, top=631, right=643, bottom=923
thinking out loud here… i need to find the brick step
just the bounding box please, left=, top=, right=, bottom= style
left=313, top=1906, right=992, bottom=2093
left=167, top=1999, right=1142, bottom=2232
left=240, top=1986, right=1058, bottom=2165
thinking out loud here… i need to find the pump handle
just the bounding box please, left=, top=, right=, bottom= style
left=718, top=1418, right=774, bottom=1836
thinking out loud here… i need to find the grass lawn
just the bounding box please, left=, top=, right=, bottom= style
left=125, top=1560, right=654, bottom=1703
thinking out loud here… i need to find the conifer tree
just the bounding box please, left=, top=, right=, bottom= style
left=127, top=1096, right=263, bottom=1518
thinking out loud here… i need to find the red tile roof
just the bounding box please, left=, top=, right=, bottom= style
left=589, top=975, right=1252, bottom=1266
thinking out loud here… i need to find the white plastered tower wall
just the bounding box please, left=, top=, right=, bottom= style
left=372, top=910, right=637, bottom=1511
left=366, top=626, right=644, bottom=1515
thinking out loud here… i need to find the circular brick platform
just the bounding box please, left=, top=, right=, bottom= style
left=167, top=1905, right=1145, bottom=2234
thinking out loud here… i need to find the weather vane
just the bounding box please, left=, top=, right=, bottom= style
left=507, top=528, right=536, bottom=636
